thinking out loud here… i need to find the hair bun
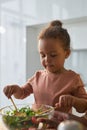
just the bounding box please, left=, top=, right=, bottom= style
left=49, top=20, right=62, bottom=28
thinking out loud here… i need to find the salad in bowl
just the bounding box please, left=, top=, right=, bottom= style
left=0, top=103, right=54, bottom=130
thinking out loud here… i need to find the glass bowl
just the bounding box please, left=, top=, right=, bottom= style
left=0, top=104, right=54, bottom=130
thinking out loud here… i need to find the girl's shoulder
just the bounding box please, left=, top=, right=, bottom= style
left=66, top=70, right=80, bottom=77
left=64, top=70, right=82, bottom=81
left=31, top=70, right=47, bottom=78
left=33, top=69, right=47, bottom=77
left=27, top=69, right=45, bottom=83
left=64, top=70, right=84, bottom=87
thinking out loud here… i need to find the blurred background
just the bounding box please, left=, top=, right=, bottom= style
left=0, top=0, right=87, bottom=108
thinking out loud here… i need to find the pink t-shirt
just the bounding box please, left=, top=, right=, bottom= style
left=21, top=70, right=87, bottom=112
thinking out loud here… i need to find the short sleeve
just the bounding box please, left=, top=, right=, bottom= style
left=20, top=82, right=33, bottom=99
left=72, top=74, right=87, bottom=99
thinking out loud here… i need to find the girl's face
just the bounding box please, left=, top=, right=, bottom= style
left=38, top=38, right=70, bottom=73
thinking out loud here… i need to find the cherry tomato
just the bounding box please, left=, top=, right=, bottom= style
left=32, top=117, right=38, bottom=124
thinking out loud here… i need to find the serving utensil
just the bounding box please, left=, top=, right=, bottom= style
left=36, top=106, right=55, bottom=116
left=10, top=97, right=17, bottom=111
left=36, top=108, right=53, bottom=115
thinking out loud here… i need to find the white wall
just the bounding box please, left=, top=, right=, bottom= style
left=1, top=0, right=87, bottom=25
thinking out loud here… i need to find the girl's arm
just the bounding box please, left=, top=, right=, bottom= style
left=3, top=83, right=33, bottom=99
left=3, top=85, right=23, bottom=99
left=72, top=97, right=87, bottom=113
left=55, top=95, right=87, bottom=113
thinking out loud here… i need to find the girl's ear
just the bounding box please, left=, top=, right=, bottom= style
left=65, top=49, right=71, bottom=59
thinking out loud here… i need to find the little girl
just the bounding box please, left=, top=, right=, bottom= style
left=3, top=20, right=87, bottom=113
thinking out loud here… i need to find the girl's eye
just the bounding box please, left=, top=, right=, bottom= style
left=40, top=54, right=45, bottom=58
left=50, top=54, right=57, bottom=57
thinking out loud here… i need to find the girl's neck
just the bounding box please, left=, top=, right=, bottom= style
left=47, top=68, right=67, bottom=75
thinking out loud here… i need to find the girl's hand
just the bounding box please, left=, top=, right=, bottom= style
left=55, top=95, right=75, bottom=112
left=3, top=85, right=20, bottom=98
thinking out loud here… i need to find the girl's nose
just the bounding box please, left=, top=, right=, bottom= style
left=45, top=56, right=51, bottom=62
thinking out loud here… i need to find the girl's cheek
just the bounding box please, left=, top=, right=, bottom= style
left=41, top=60, right=45, bottom=67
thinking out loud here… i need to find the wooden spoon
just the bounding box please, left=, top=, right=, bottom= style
left=10, top=97, right=17, bottom=111
left=36, top=107, right=55, bottom=116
